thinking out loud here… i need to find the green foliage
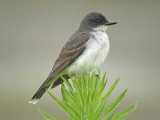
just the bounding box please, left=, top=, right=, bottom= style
left=38, top=109, right=57, bottom=120
left=39, top=72, right=137, bottom=120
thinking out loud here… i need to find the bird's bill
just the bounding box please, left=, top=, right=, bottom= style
left=105, top=21, right=118, bottom=26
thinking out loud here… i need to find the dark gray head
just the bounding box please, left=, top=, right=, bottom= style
left=79, top=12, right=117, bottom=32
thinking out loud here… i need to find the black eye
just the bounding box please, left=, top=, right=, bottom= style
left=96, top=19, right=101, bottom=23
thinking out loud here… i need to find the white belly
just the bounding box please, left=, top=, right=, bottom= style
left=67, top=31, right=109, bottom=74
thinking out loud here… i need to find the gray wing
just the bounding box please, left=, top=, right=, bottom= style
left=46, top=32, right=90, bottom=84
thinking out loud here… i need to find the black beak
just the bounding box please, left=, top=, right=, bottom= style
left=105, top=21, right=118, bottom=26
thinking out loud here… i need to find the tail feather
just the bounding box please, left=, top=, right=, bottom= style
left=51, top=75, right=70, bottom=88
left=29, top=98, right=39, bottom=104
left=29, top=71, right=68, bottom=104
left=29, top=83, right=50, bottom=104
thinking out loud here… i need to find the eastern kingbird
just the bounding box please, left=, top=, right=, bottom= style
left=29, top=12, right=117, bottom=104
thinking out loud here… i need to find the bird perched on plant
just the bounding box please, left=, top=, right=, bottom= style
left=29, top=12, right=117, bottom=104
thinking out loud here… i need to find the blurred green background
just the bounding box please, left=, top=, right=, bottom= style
left=0, top=0, right=160, bottom=120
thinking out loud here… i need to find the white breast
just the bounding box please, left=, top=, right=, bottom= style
left=67, top=31, right=109, bottom=74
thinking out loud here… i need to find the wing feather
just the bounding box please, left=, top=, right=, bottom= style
left=46, top=32, right=90, bottom=84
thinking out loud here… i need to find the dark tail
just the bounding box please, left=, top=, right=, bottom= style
left=29, top=75, right=69, bottom=104
left=29, top=82, right=50, bottom=104
left=51, top=75, right=70, bottom=88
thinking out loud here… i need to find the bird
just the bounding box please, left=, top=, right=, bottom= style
left=29, top=12, right=117, bottom=104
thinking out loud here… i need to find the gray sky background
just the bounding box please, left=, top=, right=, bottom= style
left=0, top=0, right=160, bottom=120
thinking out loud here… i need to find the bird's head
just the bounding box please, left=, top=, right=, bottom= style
left=79, top=12, right=117, bottom=32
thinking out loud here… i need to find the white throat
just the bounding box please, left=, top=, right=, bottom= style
left=92, top=25, right=108, bottom=32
